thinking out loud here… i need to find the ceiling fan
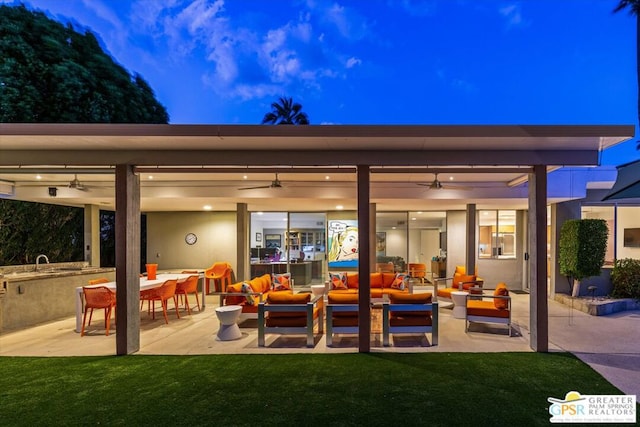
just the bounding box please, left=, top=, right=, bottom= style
left=68, top=174, right=89, bottom=191
left=238, top=173, right=284, bottom=190
left=417, top=173, right=471, bottom=190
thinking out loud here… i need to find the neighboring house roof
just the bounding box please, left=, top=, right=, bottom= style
left=602, top=159, right=640, bottom=202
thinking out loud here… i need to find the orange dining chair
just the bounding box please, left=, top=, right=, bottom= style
left=204, top=262, right=233, bottom=293
left=175, top=275, right=201, bottom=315
left=140, top=279, right=180, bottom=324
left=81, top=286, right=116, bottom=336
left=88, top=278, right=109, bottom=285
left=407, top=263, right=428, bottom=283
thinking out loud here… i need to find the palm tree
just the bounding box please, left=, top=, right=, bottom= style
left=613, top=0, right=640, bottom=148
left=261, top=97, right=310, bottom=125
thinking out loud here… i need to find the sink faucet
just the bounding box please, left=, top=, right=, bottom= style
left=35, top=254, right=49, bottom=271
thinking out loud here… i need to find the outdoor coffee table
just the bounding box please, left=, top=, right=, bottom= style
left=215, top=305, right=242, bottom=341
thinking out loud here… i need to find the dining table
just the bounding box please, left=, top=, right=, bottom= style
left=74, top=273, right=196, bottom=333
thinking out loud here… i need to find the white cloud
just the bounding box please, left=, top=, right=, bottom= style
left=346, top=57, right=361, bottom=68
left=128, top=0, right=364, bottom=100
left=499, top=3, right=528, bottom=29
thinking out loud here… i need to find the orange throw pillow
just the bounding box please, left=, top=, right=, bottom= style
left=493, top=283, right=509, bottom=309
left=329, top=272, right=348, bottom=290
left=454, top=274, right=476, bottom=289
left=272, top=273, right=292, bottom=291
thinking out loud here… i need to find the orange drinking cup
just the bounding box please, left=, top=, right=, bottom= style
left=146, top=263, right=158, bottom=280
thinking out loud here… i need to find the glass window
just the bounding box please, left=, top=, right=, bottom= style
left=376, top=212, right=408, bottom=273
left=479, top=210, right=516, bottom=259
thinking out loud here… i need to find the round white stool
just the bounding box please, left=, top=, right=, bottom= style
left=215, top=305, right=242, bottom=341
left=311, top=284, right=326, bottom=297
left=451, top=291, right=469, bottom=319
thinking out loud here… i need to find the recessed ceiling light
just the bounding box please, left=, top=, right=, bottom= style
left=449, top=176, right=454, bottom=180
left=148, top=175, right=154, bottom=180
left=411, top=217, right=417, bottom=221
left=36, top=175, right=42, bottom=180
left=336, top=205, right=344, bottom=210
left=203, top=205, right=212, bottom=210
left=243, top=175, right=248, bottom=179
left=392, top=226, right=397, bottom=230
left=325, top=175, right=330, bottom=180
left=417, top=211, right=423, bottom=214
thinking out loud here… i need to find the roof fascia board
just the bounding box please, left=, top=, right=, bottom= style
left=0, top=149, right=599, bottom=167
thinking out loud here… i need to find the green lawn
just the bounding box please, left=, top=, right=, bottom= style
left=0, top=353, right=634, bottom=426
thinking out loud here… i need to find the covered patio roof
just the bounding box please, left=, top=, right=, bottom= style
left=0, top=124, right=633, bottom=212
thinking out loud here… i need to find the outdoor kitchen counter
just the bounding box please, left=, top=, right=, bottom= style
left=0, top=266, right=115, bottom=333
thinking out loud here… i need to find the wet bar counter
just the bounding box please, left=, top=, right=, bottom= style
left=0, top=265, right=115, bottom=333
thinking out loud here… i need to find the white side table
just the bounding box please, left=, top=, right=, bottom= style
left=311, top=284, right=326, bottom=297
left=215, top=305, right=242, bottom=341
left=451, top=291, right=469, bottom=319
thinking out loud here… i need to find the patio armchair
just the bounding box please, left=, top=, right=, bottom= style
left=382, top=292, right=438, bottom=346
left=435, top=266, right=484, bottom=302
left=407, top=263, right=428, bottom=284
left=204, top=262, right=233, bottom=293
left=326, top=293, right=360, bottom=346
left=258, top=291, right=324, bottom=347
left=140, top=279, right=180, bottom=324
left=175, top=274, right=201, bottom=314
left=81, top=286, right=116, bottom=336
left=465, top=282, right=511, bottom=336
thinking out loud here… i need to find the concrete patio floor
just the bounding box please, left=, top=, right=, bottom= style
left=1, top=289, right=638, bottom=397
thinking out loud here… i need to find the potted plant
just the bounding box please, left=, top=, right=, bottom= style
left=558, top=219, right=608, bottom=297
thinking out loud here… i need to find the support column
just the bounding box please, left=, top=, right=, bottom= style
left=465, top=204, right=476, bottom=275
left=528, top=165, right=548, bottom=352
left=115, top=164, right=141, bottom=355
left=84, top=204, right=101, bottom=266
left=237, top=203, right=248, bottom=282
left=357, top=165, right=371, bottom=353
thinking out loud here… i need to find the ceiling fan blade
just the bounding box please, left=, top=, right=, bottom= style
left=238, top=185, right=272, bottom=190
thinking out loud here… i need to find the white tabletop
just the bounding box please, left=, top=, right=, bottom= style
left=75, top=273, right=194, bottom=332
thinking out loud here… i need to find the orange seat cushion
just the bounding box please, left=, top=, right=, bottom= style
left=370, top=273, right=383, bottom=288
left=267, top=292, right=310, bottom=304
left=328, top=293, right=359, bottom=304
left=390, top=293, right=433, bottom=317
left=346, top=273, right=359, bottom=289
left=381, top=273, right=396, bottom=287
left=454, top=274, right=476, bottom=289
left=266, top=292, right=311, bottom=318
left=390, top=293, right=432, bottom=304
left=467, top=300, right=510, bottom=318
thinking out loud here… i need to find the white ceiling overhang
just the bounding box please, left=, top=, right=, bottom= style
left=0, top=124, right=634, bottom=212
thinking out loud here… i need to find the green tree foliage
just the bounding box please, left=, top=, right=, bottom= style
left=559, top=219, right=609, bottom=281
left=610, top=258, right=640, bottom=299
left=0, top=4, right=169, bottom=123
left=262, top=97, right=309, bottom=125
left=0, top=200, right=83, bottom=265
left=0, top=5, right=169, bottom=265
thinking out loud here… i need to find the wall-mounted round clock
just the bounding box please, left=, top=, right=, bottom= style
left=185, top=232, right=197, bottom=245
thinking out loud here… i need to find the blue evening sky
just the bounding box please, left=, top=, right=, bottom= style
left=4, top=0, right=639, bottom=165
